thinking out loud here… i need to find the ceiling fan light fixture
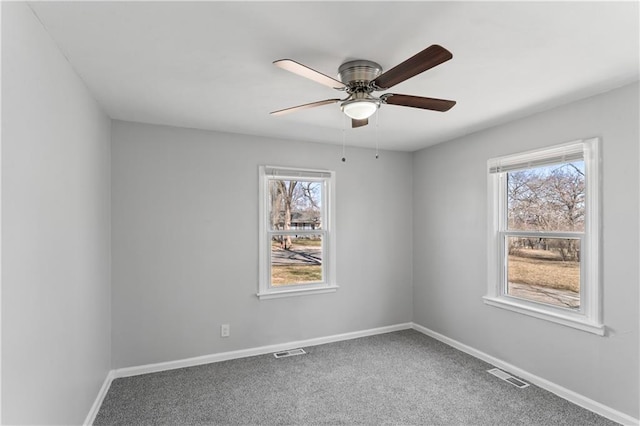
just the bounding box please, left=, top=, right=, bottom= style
left=271, top=45, right=456, bottom=127
left=341, top=98, right=380, bottom=120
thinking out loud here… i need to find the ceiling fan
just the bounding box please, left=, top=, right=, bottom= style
left=271, top=44, right=456, bottom=128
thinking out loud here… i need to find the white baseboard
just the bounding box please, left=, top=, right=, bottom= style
left=112, top=323, right=412, bottom=379
left=411, top=322, right=639, bottom=426
left=84, top=369, right=114, bottom=426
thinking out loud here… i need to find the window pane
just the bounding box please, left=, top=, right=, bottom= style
left=506, top=237, right=580, bottom=309
left=507, top=161, right=585, bottom=232
left=271, top=235, right=323, bottom=286
left=269, top=179, right=322, bottom=231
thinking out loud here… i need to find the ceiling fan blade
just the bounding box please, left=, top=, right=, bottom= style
left=352, top=118, right=368, bottom=128
left=371, top=45, right=452, bottom=90
left=270, top=99, right=341, bottom=116
left=274, top=59, right=347, bottom=90
left=381, top=94, right=456, bottom=112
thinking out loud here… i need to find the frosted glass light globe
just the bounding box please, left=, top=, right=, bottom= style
left=341, top=99, right=379, bottom=120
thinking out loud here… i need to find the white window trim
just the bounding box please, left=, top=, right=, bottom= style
left=484, top=138, right=604, bottom=335
left=257, top=165, right=337, bottom=300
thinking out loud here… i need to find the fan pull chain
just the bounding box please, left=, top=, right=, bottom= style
left=375, top=110, right=380, bottom=159
left=341, top=113, right=347, bottom=162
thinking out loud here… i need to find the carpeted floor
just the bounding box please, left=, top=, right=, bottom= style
left=94, top=330, right=617, bottom=425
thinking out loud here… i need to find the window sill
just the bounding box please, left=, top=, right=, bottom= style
left=483, top=296, right=605, bottom=336
left=257, top=285, right=339, bottom=300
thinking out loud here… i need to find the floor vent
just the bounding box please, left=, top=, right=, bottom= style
left=487, top=368, right=530, bottom=388
left=273, top=348, right=306, bottom=358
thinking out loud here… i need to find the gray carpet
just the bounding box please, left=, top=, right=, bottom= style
left=94, top=330, right=617, bottom=425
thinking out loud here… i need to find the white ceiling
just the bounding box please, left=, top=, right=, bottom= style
left=29, top=1, right=639, bottom=152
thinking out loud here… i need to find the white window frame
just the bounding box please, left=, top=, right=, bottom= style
left=484, top=138, right=604, bottom=335
left=257, top=165, right=337, bottom=300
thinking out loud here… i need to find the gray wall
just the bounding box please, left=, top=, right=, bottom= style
left=111, top=121, right=413, bottom=368
left=412, top=82, right=639, bottom=418
left=1, top=3, right=112, bottom=424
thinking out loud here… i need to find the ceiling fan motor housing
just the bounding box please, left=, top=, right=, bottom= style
left=338, top=60, right=382, bottom=93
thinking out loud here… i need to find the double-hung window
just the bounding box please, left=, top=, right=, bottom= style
left=484, top=138, right=603, bottom=335
left=258, top=166, right=337, bottom=299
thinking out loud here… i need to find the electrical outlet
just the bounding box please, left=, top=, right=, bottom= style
left=221, top=324, right=230, bottom=337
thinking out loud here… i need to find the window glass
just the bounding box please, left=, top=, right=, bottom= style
left=506, top=236, right=581, bottom=309
left=271, top=235, right=323, bottom=286
left=505, top=161, right=584, bottom=309
left=269, top=179, right=322, bottom=232
left=507, top=161, right=585, bottom=232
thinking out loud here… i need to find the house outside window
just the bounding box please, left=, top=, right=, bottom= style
left=258, top=166, right=337, bottom=300
left=484, top=138, right=603, bottom=335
